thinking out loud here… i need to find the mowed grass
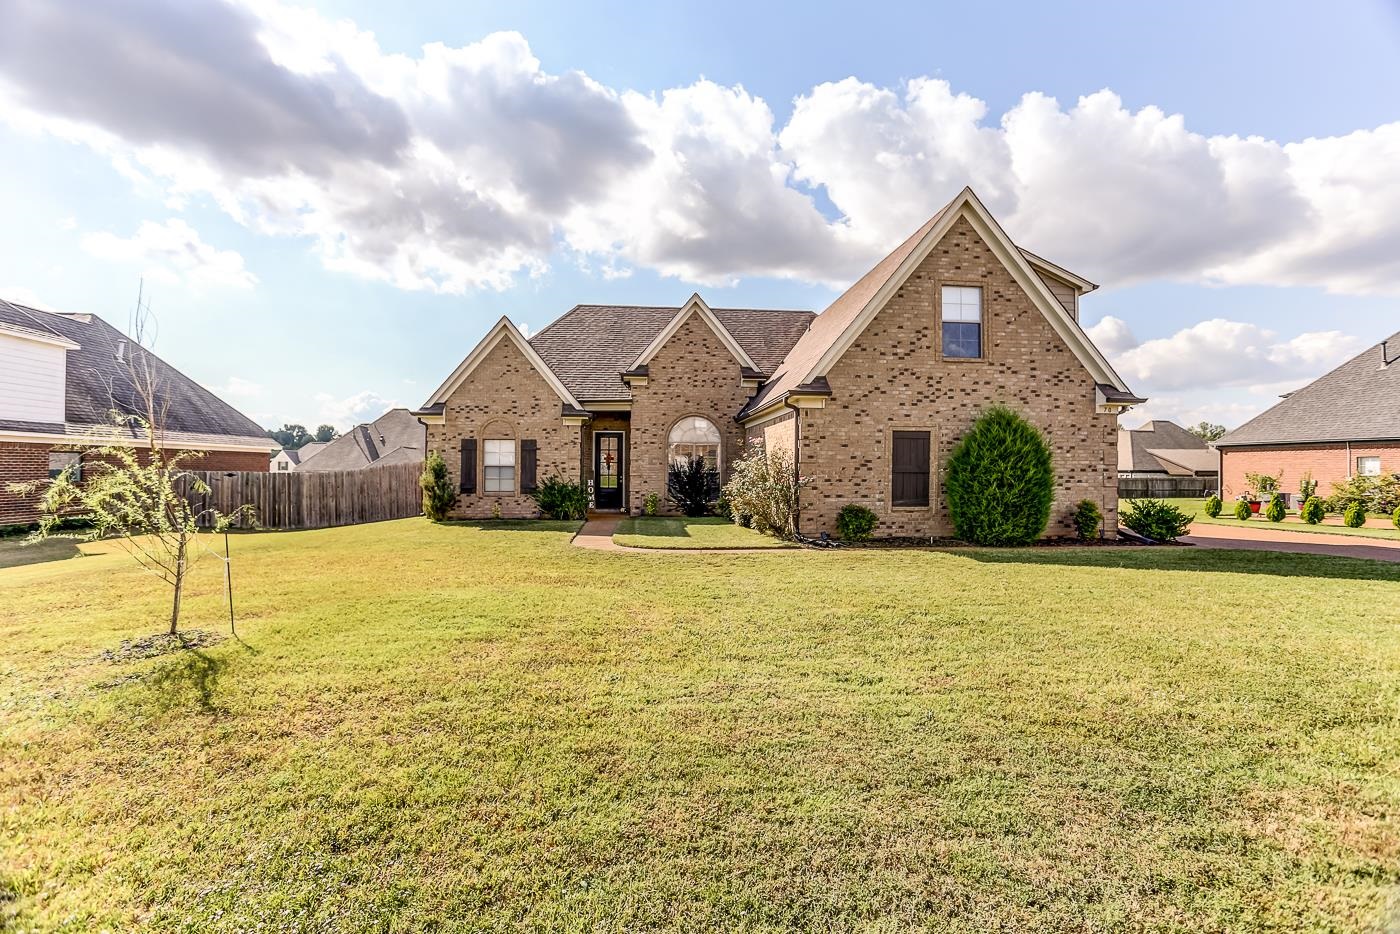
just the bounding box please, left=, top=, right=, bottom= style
left=613, top=516, right=796, bottom=549
left=3, top=520, right=1400, bottom=930
left=1151, top=497, right=1400, bottom=541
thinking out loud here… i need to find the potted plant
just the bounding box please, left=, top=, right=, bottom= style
left=1237, top=491, right=1260, bottom=514
left=1244, top=472, right=1281, bottom=514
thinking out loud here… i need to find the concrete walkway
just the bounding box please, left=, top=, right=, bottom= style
left=572, top=516, right=624, bottom=551
left=1183, top=522, right=1400, bottom=563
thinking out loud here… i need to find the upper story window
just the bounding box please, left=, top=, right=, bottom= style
left=1357, top=455, right=1382, bottom=477
left=941, top=285, right=982, bottom=359
left=484, top=439, right=515, bottom=492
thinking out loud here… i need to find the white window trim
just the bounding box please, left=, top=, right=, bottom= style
left=483, top=439, right=516, bottom=494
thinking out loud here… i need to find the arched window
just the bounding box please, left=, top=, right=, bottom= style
left=668, top=416, right=721, bottom=473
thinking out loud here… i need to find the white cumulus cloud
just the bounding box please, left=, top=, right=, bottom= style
left=314, top=389, right=398, bottom=431
left=1091, top=316, right=1365, bottom=391
left=80, top=218, right=257, bottom=290
left=1, top=0, right=1397, bottom=296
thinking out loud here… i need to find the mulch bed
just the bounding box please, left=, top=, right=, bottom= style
left=100, top=629, right=225, bottom=663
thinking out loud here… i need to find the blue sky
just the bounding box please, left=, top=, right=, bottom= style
left=0, top=0, right=1397, bottom=431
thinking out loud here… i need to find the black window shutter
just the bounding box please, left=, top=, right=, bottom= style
left=891, top=431, right=931, bottom=507
left=460, top=438, right=477, bottom=493
left=520, top=439, right=538, bottom=493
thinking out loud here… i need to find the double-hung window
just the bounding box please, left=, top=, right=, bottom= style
left=484, top=440, right=515, bottom=493
left=1357, top=456, right=1382, bottom=477
left=941, top=286, right=982, bottom=359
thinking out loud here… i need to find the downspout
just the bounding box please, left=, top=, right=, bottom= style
left=785, top=399, right=802, bottom=538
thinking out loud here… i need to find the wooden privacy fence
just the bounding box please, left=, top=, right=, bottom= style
left=1118, top=476, right=1215, bottom=500
left=181, top=462, right=422, bottom=530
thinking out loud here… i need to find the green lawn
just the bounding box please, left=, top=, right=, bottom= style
left=3, top=520, right=1400, bottom=930
left=613, top=515, right=797, bottom=549
left=1145, top=497, right=1400, bottom=541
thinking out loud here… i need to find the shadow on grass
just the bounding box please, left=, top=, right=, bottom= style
left=959, top=544, right=1400, bottom=583
left=438, top=520, right=584, bottom=535
left=615, top=518, right=699, bottom=540
left=0, top=537, right=83, bottom=569
left=144, top=644, right=228, bottom=715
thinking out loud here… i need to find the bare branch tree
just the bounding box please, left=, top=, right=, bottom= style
left=7, top=288, right=253, bottom=635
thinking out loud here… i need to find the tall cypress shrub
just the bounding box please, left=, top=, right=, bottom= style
left=945, top=407, right=1054, bottom=545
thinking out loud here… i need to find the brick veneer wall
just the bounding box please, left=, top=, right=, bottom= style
left=1, top=442, right=268, bottom=526
left=1220, top=443, right=1400, bottom=501
left=793, top=216, right=1118, bottom=539
left=426, top=336, right=581, bottom=519
left=627, top=311, right=755, bottom=515
left=744, top=410, right=796, bottom=455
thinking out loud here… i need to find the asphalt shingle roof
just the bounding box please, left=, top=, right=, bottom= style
left=0, top=298, right=269, bottom=445
left=1217, top=331, right=1400, bottom=446
left=1118, top=420, right=1210, bottom=473
left=296, top=408, right=425, bottom=471
left=528, top=305, right=815, bottom=402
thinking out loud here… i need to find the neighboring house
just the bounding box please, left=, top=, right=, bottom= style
left=1118, top=420, right=1219, bottom=480
left=413, top=187, right=1143, bottom=538
left=0, top=298, right=272, bottom=525
left=1217, top=330, right=1400, bottom=500
left=270, top=441, right=328, bottom=472
left=292, top=408, right=424, bottom=471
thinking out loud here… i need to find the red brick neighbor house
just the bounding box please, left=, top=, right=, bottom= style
left=0, top=299, right=273, bottom=526
left=413, top=188, right=1143, bottom=538
left=1217, top=330, right=1400, bottom=502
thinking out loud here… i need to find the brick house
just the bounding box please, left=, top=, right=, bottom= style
left=1216, top=330, right=1400, bottom=502
left=1, top=299, right=273, bottom=526
left=413, top=188, right=1143, bottom=538
left=1118, top=420, right=1218, bottom=480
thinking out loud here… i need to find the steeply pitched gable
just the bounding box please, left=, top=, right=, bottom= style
left=742, top=187, right=1135, bottom=419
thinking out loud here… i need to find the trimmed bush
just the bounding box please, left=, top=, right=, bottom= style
left=643, top=492, right=660, bottom=517
left=419, top=450, right=457, bottom=521
left=1300, top=496, right=1326, bottom=525
left=1344, top=502, right=1367, bottom=528
left=667, top=457, right=716, bottom=517
left=1265, top=493, right=1286, bottom=522
left=1121, top=498, right=1192, bottom=543
left=836, top=504, right=878, bottom=542
left=945, top=407, right=1054, bottom=546
left=1072, top=499, right=1102, bottom=541
left=1233, top=499, right=1252, bottom=521
left=1394, top=505, right=1400, bottom=530
left=1203, top=494, right=1222, bottom=518
left=529, top=474, right=588, bottom=520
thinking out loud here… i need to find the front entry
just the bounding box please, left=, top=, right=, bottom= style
left=593, top=431, right=624, bottom=510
